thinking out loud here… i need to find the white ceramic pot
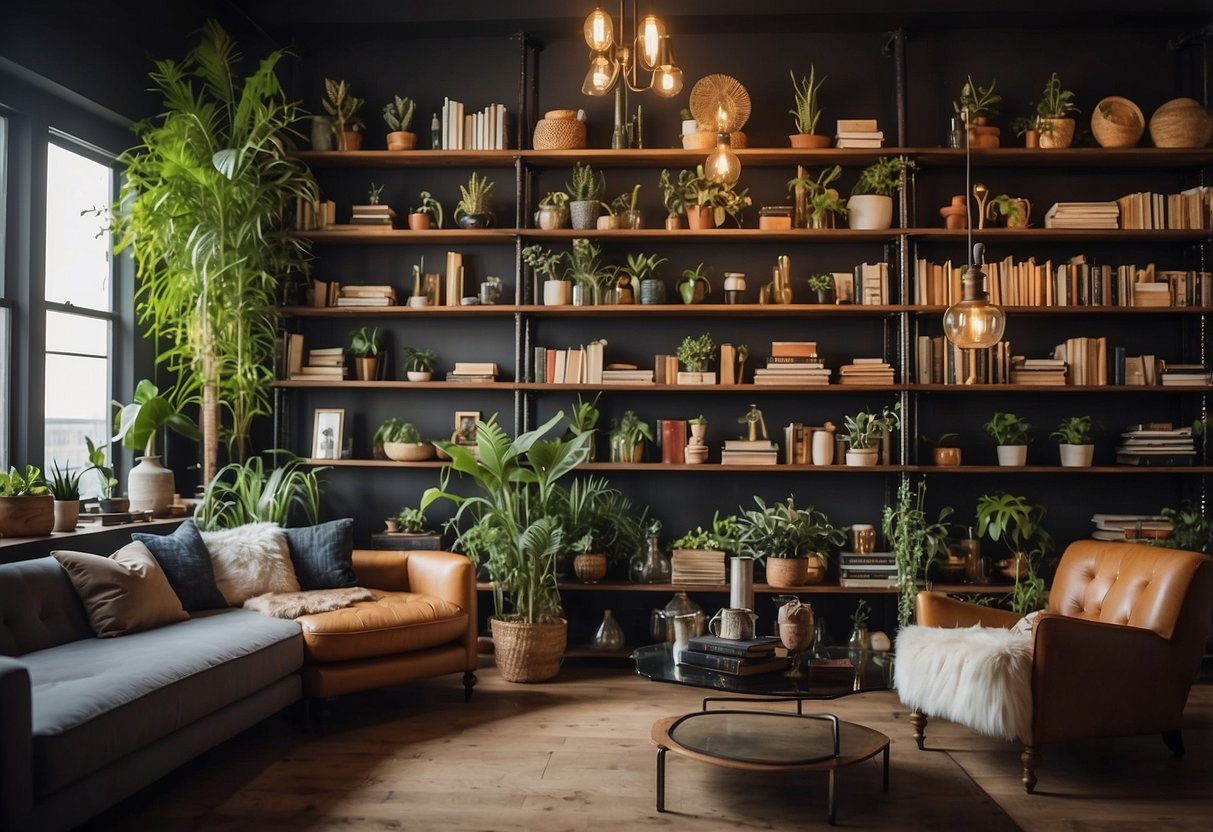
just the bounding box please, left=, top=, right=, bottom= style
left=408, top=296, right=429, bottom=308
left=543, top=279, right=571, bottom=306
left=127, top=455, right=174, bottom=515
left=406, top=371, right=432, bottom=382
left=596, top=214, right=620, bottom=230
left=811, top=429, right=835, bottom=465
left=1059, top=443, right=1094, bottom=467
left=682, top=118, right=699, bottom=136
left=53, top=499, right=80, bottom=533
left=997, top=445, right=1028, bottom=466
left=846, top=194, right=893, bottom=230
left=845, top=448, right=879, bottom=467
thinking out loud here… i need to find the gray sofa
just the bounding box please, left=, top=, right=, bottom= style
left=0, top=556, right=303, bottom=832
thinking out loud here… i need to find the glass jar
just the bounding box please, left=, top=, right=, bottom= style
left=479, top=275, right=501, bottom=305
left=591, top=609, right=625, bottom=651
left=637, top=535, right=671, bottom=583
left=663, top=591, right=704, bottom=637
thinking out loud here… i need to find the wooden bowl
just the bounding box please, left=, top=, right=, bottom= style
left=383, top=442, right=435, bottom=462
left=1091, top=96, right=1144, bottom=148
left=1148, top=97, right=1213, bottom=148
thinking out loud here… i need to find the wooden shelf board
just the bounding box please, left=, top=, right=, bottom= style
left=304, top=458, right=447, bottom=468
left=909, top=383, right=1211, bottom=393
left=516, top=382, right=903, bottom=393
left=912, top=305, right=1213, bottom=315
left=902, top=464, right=1213, bottom=474
left=476, top=580, right=1014, bottom=595
left=521, top=228, right=900, bottom=242
left=289, top=150, right=519, bottom=167
left=520, top=147, right=902, bottom=168
left=579, top=462, right=902, bottom=472
left=520, top=303, right=906, bottom=317
left=273, top=380, right=516, bottom=390
left=281, top=304, right=521, bottom=317
left=911, top=228, right=1210, bottom=243
left=292, top=228, right=515, bottom=244
left=912, top=147, right=1213, bottom=168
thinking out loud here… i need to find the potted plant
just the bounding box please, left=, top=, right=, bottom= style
left=658, top=166, right=751, bottom=230
left=975, top=491, right=1053, bottom=612
left=788, top=66, right=828, bottom=148
left=377, top=419, right=434, bottom=462
left=922, top=432, right=962, bottom=466
left=422, top=413, right=593, bottom=682
left=562, top=477, right=646, bottom=582
left=1154, top=501, right=1211, bottom=554
left=112, top=378, right=202, bottom=515
left=564, top=394, right=601, bottom=461
left=676, top=332, right=716, bottom=384
left=676, top=263, right=711, bottom=304
left=987, top=193, right=1031, bottom=228
left=454, top=172, right=494, bottom=228
left=612, top=184, right=642, bottom=229
left=111, top=23, right=315, bottom=483
left=984, top=411, right=1031, bottom=466
left=349, top=326, right=381, bottom=380
left=566, top=238, right=614, bottom=306
left=1035, top=72, right=1079, bottom=149
left=1051, top=415, right=1095, bottom=467
left=610, top=410, right=653, bottom=463
left=383, top=94, right=417, bottom=150
left=625, top=252, right=668, bottom=304
left=522, top=244, right=569, bottom=306
left=737, top=496, right=843, bottom=587
left=843, top=405, right=900, bottom=466
left=408, top=190, right=442, bottom=230
left=848, top=156, right=915, bottom=230
left=848, top=599, right=872, bottom=652
left=86, top=436, right=124, bottom=512
left=807, top=273, right=836, bottom=304
left=566, top=161, right=605, bottom=230
left=882, top=476, right=954, bottom=627
left=1012, top=115, right=1042, bottom=149
left=536, top=191, right=569, bottom=230
left=0, top=465, right=54, bottom=537
left=47, top=461, right=83, bottom=532
left=323, top=77, right=364, bottom=150
left=787, top=165, right=846, bottom=229
left=403, top=345, right=438, bottom=381
left=954, top=75, right=1001, bottom=147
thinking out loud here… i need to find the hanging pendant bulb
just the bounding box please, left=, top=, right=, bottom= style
left=705, top=135, right=741, bottom=183
left=943, top=243, right=1007, bottom=349
left=583, top=6, right=614, bottom=51
left=582, top=52, right=618, bottom=96
left=650, top=36, right=682, bottom=97
left=636, top=14, right=666, bottom=70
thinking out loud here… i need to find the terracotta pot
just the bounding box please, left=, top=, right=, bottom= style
left=408, top=213, right=431, bottom=230
left=0, top=494, right=55, bottom=537
left=968, top=125, right=1001, bottom=148
left=933, top=447, right=962, bottom=466
left=338, top=130, right=363, bottom=151
left=354, top=355, right=380, bottom=381
left=690, top=423, right=707, bottom=441
left=939, top=195, right=968, bottom=229
left=686, top=204, right=716, bottom=230
left=766, top=557, right=809, bottom=587
left=1024, top=129, right=1039, bottom=149
left=1038, top=117, right=1075, bottom=149
left=789, top=133, right=831, bottom=148
left=574, top=552, right=608, bottom=583
left=386, top=130, right=417, bottom=151
left=664, top=214, right=681, bottom=230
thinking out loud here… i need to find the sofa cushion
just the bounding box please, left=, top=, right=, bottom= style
left=0, top=558, right=92, bottom=656
left=297, top=591, right=467, bottom=663
left=200, top=522, right=300, bottom=605
left=24, top=608, right=301, bottom=797
left=51, top=542, right=188, bottom=637
left=284, top=519, right=356, bottom=590
left=133, top=520, right=227, bottom=611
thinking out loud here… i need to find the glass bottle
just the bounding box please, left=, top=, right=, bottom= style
left=431, top=113, right=441, bottom=149
left=591, top=609, right=625, bottom=651
left=638, top=535, right=671, bottom=583
left=662, top=591, right=704, bottom=637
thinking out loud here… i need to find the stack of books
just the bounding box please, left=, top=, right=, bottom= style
left=856, top=261, right=890, bottom=305
left=837, top=551, right=898, bottom=588
left=1054, top=336, right=1108, bottom=385
left=670, top=548, right=726, bottom=584
left=1160, top=363, right=1212, bottom=387
left=720, top=438, right=779, bottom=465
left=754, top=341, right=830, bottom=385
left=1009, top=357, right=1067, bottom=385
left=309, top=278, right=341, bottom=307
left=446, top=362, right=498, bottom=383
left=601, top=366, right=654, bottom=384
left=295, top=196, right=336, bottom=231
left=834, top=118, right=883, bottom=148
left=336, top=284, right=397, bottom=307
left=349, top=203, right=396, bottom=229
left=678, top=635, right=786, bottom=675
left=1044, top=202, right=1119, bottom=229
left=1116, top=423, right=1196, bottom=466
left=292, top=346, right=347, bottom=381
left=838, top=358, right=894, bottom=385
left=1090, top=512, right=1173, bottom=541
left=1132, top=282, right=1172, bottom=308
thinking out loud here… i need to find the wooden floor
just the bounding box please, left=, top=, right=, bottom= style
left=88, top=661, right=1213, bottom=831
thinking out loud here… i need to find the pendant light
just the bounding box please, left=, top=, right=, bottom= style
left=581, top=2, right=681, bottom=97
left=704, top=97, right=741, bottom=183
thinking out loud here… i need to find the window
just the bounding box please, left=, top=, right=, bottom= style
left=43, top=139, right=115, bottom=494
left=0, top=114, right=8, bottom=470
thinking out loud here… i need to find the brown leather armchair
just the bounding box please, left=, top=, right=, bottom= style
left=904, top=540, right=1213, bottom=792
left=295, top=549, right=478, bottom=703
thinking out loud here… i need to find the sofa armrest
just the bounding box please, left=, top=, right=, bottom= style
left=0, top=656, right=33, bottom=832
left=915, top=591, right=1022, bottom=629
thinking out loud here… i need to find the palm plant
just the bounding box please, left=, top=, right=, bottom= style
left=193, top=454, right=324, bottom=531
left=110, top=22, right=316, bottom=482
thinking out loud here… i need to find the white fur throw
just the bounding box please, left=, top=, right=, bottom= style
left=895, top=624, right=1034, bottom=741
left=201, top=522, right=300, bottom=605
left=244, top=587, right=374, bottom=619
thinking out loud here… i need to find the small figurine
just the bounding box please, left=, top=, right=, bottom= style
left=738, top=403, right=768, bottom=442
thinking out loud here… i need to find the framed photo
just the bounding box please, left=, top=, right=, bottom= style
left=312, top=409, right=345, bottom=460
left=832, top=272, right=855, bottom=304
left=454, top=410, right=481, bottom=445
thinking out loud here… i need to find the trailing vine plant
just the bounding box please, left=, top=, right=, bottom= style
left=882, top=475, right=954, bottom=628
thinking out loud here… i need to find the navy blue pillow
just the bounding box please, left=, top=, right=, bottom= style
left=132, top=520, right=227, bottom=611
left=284, top=519, right=356, bottom=590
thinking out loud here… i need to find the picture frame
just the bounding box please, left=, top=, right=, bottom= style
left=454, top=410, right=481, bottom=445
left=832, top=272, right=855, bottom=304
left=312, top=409, right=345, bottom=460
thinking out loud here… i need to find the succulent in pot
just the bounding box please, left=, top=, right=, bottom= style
left=566, top=162, right=605, bottom=230
left=323, top=78, right=364, bottom=150
left=383, top=94, right=417, bottom=150
left=47, top=460, right=84, bottom=532
left=409, top=190, right=442, bottom=230
left=788, top=66, right=828, bottom=148
left=454, top=171, right=494, bottom=228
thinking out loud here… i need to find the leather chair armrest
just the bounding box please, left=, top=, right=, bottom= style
left=404, top=551, right=476, bottom=609
left=0, top=656, right=33, bottom=832
left=915, top=591, right=1022, bottom=629
left=351, top=549, right=413, bottom=591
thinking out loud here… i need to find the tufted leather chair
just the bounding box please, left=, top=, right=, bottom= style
left=907, top=540, right=1213, bottom=792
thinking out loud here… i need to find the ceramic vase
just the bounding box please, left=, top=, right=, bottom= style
left=591, top=609, right=625, bottom=651
left=127, top=456, right=174, bottom=515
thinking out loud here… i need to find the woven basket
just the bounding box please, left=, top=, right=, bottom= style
left=765, top=557, right=809, bottom=587
left=1091, top=96, right=1144, bottom=148
left=491, top=617, right=567, bottom=682
left=1148, top=97, right=1213, bottom=148
left=573, top=552, right=608, bottom=583
left=533, top=110, right=586, bottom=150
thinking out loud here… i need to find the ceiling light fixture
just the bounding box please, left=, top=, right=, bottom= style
left=581, top=2, right=682, bottom=99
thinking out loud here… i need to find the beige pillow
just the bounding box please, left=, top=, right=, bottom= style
left=200, top=522, right=300, bottom=606
left=53, top=542, right=189, bottom=637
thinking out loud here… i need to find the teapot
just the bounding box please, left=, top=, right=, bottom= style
left=708, top=607, right=758, bottom=640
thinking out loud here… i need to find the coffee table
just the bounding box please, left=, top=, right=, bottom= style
left=634, top=644, right=893, bottom=825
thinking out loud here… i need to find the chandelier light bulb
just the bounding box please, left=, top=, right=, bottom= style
left=637, top=14, right=666, bottom=70
left=705, top=134, right=741, bottom=184
left=584, top=6, right=614, bottom=51
left=581, top=52, right=617, bottom=96
left=652, top=63, right=683, bottom=97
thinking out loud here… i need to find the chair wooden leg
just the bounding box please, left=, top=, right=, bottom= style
left=1162, top=729, right=1185, bottom=757
left=910, top=709, right=928, bottom=750
left=1021, top=745, right=1038, bottom=794
left=462, top=670, right=478, bottom=702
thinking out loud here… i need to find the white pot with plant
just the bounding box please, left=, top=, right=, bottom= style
left=1052, top=415, right=1095, bottom=467
left=844, top=405, right=900, bottom=466
left=47, top=461, right=83, bottom=532
left=112, top=379, right=201, bottom=516
left=408, top=190, right=442, bottom=231
left=567, top=162, right=604, bottom=230
left=676, top=332, right=717, bottom=385
left=984, top=411, right=1031, bottom=467
left=383, top=94, right=417, bottom=151
left=523, top=243, right=570, bottom=307
left=403, top=345, right=437, bottom=382
left=848, top=156, right=914, bottom=230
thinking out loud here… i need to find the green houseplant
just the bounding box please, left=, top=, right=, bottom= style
left=85, top=436, right=120, bottom=509
left=677, top=263, right=711, bottom=305
left=348, top=326, right=381, bottom=381
left=536, top=191, right=570, bottom=230
left=624, top=252, right=668, bottom=304
left=566, top=238, right=615, bottom=305
left=987, top=193, right=1030, bottom=228
left=0, top=465, right=54, bottom=537
left=112, top=378, right=201, bottom=515
left=560, top=476, right=646, bottom=582
left=737, top=496, right=844, bottom=587
left=1051, top=415, right=1095, bottom=467
left=111, top=22, right=316, bottom=483
left=984, top=411, right=1031, bottom=466
left=789, top=66, right=828, bottom=147
left=376, top=418, right=433, bottom=462
left=676, top=332, right=716, bottom=379
left=1035, top=72, right=1079, bottom=149
left=422, top=413, right=593, bottom=682
left=807, top=273, right=835, bottom=304
left=658, top=166, right=751, bottom=229
left=882, top=476, right=954, bottom=627
left=323, top=78, right=364, bottom=150
left=787, top=165, right=846, bottom=229
left=564, top=394, right=601, bottom=460
left=409, top=190, right=442, bottom=230
left=383, top=94, right=417, bottom=150
left=975, top=491, right=1053, bottom=614
left=843, top=405, right=900, bottom=466
left=848, top=157, right=915, bottom=230
left=47, top=461, right=85, bottom=532
left=454, top=172, right=494, bottom=228
left=954, top=75, right=1002, bottom=148
left=566, top=161, right=605, bottom=230
left=194, top=454, right=323, bottom=531
left=610, top=410, right=653, bottom=463
left=403, top=345, right=438, bottom=381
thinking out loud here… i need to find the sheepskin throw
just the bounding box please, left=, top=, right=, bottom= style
left=244, top=587, right=374, bottom=619
left=200, top=522, right=300, bottom=605
left=895, top=624, right=1034, bottom=741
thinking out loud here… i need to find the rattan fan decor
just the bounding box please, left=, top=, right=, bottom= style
left=689, top=74, right=751, bottom=132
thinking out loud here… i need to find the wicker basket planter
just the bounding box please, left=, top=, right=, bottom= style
left=533, top=110, right=586, bottom=150
left=765, top=556, right=809, bottom=587
left=491, top=617, right=567, bottom=682
left=1091, top=96, right=1144, bottom=148
left=573, top=552, right=608, bottom=583
left=1149, top=97, right=1213, bottom=149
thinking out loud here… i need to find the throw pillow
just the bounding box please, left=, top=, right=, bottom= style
left=1009, top=609, right=1043, bottom=638
left=283, top=518, right=356, bottom=590
left=53, top=542, right=189, bottom=637
left=133, top=520, right=227, bottom=611
left=200, top=522, right=300, bottom=606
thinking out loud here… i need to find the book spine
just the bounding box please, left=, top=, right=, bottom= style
left=677, top=650, right=746, bottom=673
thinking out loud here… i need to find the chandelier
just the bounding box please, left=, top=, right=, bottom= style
left=581, top=2, right=683, bottom=98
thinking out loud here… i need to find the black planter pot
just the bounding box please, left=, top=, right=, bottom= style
left=814, top=288, right=836, bottom=305
left=456, top=212, right=494, bottom=229
left=639, top=278, right=666, bottom=304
